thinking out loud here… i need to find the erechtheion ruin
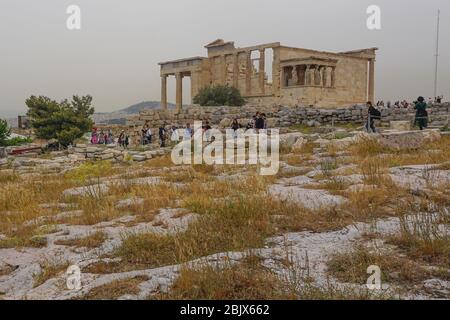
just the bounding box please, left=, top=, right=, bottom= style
left=159, top=39, right=377, bottom=110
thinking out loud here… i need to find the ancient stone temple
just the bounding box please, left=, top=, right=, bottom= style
left=159, top=39, right=377, bottom=110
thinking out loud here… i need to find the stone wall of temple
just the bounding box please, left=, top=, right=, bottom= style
left=123, top=103, right=450, bottom=145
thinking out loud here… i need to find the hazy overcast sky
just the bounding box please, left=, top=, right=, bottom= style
left=0, top=0, right=448, bottom=117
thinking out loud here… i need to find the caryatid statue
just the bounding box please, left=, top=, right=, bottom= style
left=322, top=66, right=328, bottom=87
left=291, top=67, right=298, bottom=85
left=314, top=66, right=322, bottom=86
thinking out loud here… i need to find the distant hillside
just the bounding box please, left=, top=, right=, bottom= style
left=119, top=101, right=175, bottom=114
left=93, top=101, right=175, bottom=124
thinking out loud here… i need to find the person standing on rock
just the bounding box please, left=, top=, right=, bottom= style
left=98, top=129, right=105, bottom=144
left=107, top=129, right=114, bottom=144
left=91, top=128, right=98, bottom=144
left=262, top=113, right=268, bottom=129
left=365, top=101, right=380, bottom=133
left=159, top=124, right=167, bottom=147
left=145, top=126, right=152, bottom=144
left=118, top=130, right=126, bottom=148
left=231, top=118, right=241, bottom=131
left=255, top=113, right=265, bottom=133
left=184, top=123, right=193, bottom=139
left=414, top=96, right=428, bottom=130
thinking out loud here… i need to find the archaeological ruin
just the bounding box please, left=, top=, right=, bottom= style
left=159, top=39, right=378, bottom=110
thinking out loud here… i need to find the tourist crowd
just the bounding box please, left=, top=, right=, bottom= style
left=90, top=97, right=438, bottom=148
left=375, top=95, right=444, bottom=109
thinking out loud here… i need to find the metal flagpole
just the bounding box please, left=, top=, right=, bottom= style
left=434, top=9, right=440, bottom=99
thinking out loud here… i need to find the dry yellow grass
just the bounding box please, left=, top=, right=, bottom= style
left=76, top=275, right=149, bottom=300
left=54, top=231, right=107, bottom=248
left=144, top=155, right=174, bottom=168
left=327, top=245, right=433, bottom=285
left=155, top=253, right=383, bottom=300
left=349, top=135, right=450, bottom=168
left=0, top=175, right=75, bottom=248
left=154, top=255, right=294, bottom=300
left=387, top=203, right=450, bottom=268
left=33, top=260, right=70, bottom=288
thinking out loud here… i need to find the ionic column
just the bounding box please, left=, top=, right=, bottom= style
left=259, top=49, right=265, bottom=94
left=330, top=67, right=336, bottom=88
left=245, top=51, right=252, bottom=96
left=233, top=53, right=239, bottom=88
left=175, top=72, right=183, bottom=112
left=368, top=58, right=375, bottom=103
left=161, top=74, right=167, bottom=110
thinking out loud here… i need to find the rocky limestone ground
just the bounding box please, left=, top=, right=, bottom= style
left=0, top=126, right=449, bottom=300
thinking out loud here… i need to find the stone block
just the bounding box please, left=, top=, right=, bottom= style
left=390, top=120, right=411, bottom=131
left=132, top=154, right=147, bottom=162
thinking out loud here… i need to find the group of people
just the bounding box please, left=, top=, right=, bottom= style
left=366, top=96, right=431, bottom=133
left=141, top=123, right=153, bottom=145
left=227, top=112, right=269, bottom=133
left=376, top=95, right=444, bottom=109
left=156, top=122, right=200, bottom=147
left=246, top=112, right=268, bottom=131
left=376, top=100, right=410, bottom=109
left=90, top=128, right=114, bottom=145
left=91, top=96, right=438, bottom=149
left=91, top=128, right=130, bottom=148
left=428, top=96, right=444, bottom=104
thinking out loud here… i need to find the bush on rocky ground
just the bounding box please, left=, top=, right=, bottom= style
left=193, top=85, right=245, bottom=107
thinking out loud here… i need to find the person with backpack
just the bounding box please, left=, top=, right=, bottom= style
left=414, top=96, right=428, bottom=130
left=365, top=101, right=380, bottom=133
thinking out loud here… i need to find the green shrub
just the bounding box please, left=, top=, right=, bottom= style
left=193, top=85, right=245, bottom=107
left=3, top=136, right=33, bottom=146
left=0, top=119, right=11, bottom=146
left=26, top=95, right=94, bottom=147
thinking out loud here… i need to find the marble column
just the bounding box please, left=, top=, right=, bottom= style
left=233, top=53, right=239, bottom=88
left=161, top=74, right=167, bottom=110
left=245, top=51, right=252, bottom=96
left=259, top=49, right=265, bottom=94
left=175, top=72, right=183, bottom=112
left=368, top=58, right=375, bottom=103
